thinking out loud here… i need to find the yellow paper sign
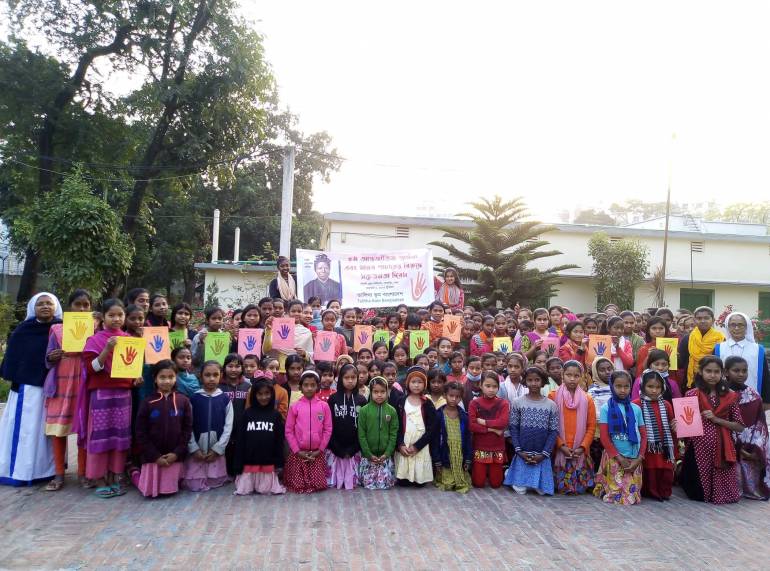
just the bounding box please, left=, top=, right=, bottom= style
left=111, top=337, right=146, bottom=378
left=62, top=312, right=94, bottom=352
left=492, top=336, right=512, bottom=353
left=656, top=337, right=678, bottom=370
left=143, top=327, right=171, bottom=364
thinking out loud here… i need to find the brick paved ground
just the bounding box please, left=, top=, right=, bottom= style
left=1, top=443, right=769, bottom=571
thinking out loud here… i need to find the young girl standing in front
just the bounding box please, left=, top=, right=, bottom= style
left=395, top=367, right=437, bottom=486
left=233, top=379, right=286, bottom=495
left=469, top=372, right=510, bottom=488
left=134, top=360, right=193, bottom=498
left=505, top=367, right=560, bottom=495
left=633, top=370, right=677, bottom=501
left=549, top=360, right=596, bottom=495
left=432, top=382, right=472, bottom=493
left=358, top=377, right=399, bottom=490
left=679, top=356, right=745, bottom=504
left=44, top=289, right=92, bottom=490
left=594, top=371, right=647, bottom=504
left=220, top=353, right=251, bottom=477
left=80, top=299, right=139, bottom=498
left=183, top=361, right=233, bottom=492
left=284, top=354, right=305, bottom=407
left=724, top=356, right=770, bottom=500
left=326, top=364, right=367, bottom=490
left=285, top=371, right=332, bottom=494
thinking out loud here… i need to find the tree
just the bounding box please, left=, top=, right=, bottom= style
left=430, top=196, right=577, bottom=308
left=26, top=166, right=134, bottom=296
left=573, top=209, right=616, bottom=226
left=587, top=233, right=650, bottom=311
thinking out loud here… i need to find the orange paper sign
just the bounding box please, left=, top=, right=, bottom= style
left=586, top=335, right=613, bottom=366
left=143, top=327, right=171, bottom=364
left=442, top=316, right=463, bottom=343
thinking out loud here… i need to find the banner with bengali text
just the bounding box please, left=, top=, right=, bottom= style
left=296, top=248, right=434, bottom=308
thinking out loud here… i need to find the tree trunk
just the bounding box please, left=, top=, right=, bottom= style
left=15, top=248, right=40, bottom=309
left=182, top=269, right=196, bottom=304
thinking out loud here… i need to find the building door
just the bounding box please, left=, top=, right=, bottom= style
left=679, top=288, right=714, bottom=312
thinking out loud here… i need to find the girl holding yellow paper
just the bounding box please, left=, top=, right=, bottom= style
left=43, top=289, right=92, bottom=491
left=78, top=299, right=141, bottom=498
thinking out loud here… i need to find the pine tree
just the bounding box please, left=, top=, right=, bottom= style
left=430, top=196, right=577, bottom=308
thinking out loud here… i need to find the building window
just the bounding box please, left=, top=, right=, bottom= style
left=679, top=288, right=714, bottom=312
left=395, top=226, right=409, bottom=238
left=690, top=241, right=704, bottom=253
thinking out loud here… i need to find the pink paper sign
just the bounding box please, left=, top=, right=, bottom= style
left=314, top=331, right=337, bottom=362
left=270, top=318, right=295, bottom=352
left=672, top=396, right=704, bottom=438
left=237, top=328, right=263, bottom=359
left=540, top=337, right=560, bottom=358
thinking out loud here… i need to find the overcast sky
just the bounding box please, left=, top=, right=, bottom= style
left=246, top=1, right=770, bottom=221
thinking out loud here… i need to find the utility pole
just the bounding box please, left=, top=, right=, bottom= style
left=233, top=227, right=240, bottom=263
left=279, top=146, right=296, bottom=259
left=211, top=208, right=220, bottom=263
left=660, top=133, right=676, bottom=306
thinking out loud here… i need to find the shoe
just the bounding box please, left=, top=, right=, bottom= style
left=512, top=485, right=527, bottom=495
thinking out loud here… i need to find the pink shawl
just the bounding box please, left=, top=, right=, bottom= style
left=553, top=384, right=589, bottom=469
left=73, top=328, right=129, bottom=446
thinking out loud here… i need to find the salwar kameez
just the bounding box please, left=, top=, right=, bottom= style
left=594, top=454, right=643, bottom=504
left=733, top=385, right=770, bottom=500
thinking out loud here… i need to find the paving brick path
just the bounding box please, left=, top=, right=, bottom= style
left=1, top=467, right=768, bottom=570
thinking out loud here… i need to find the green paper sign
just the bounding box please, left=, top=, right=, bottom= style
left=204, top=331, right=231, bottom=364
left=373, top=329, right=390, bottom=346
left=169, top=330, right=187, bottom=350
left=409, top=330, right=430, bottom=359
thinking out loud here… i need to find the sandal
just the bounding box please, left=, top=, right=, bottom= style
left=79, top=476, right=96, bottom=489
left=95, top=486, right=117, bottom=499
left=110, top=483, right=127, bottom=497
left=45, top=477, right=64, bottom=492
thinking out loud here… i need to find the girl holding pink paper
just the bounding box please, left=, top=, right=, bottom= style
left=680, top=356, right=745, bottom=504
left=314, top=309, right=348, bottom=363
left=517, top=308, right=558, bottom=360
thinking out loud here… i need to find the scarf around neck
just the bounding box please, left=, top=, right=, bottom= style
left=554, top=384, right=588, bottom=469
left=687, top=327, right=725, bottom=387
left=640, top=395, right=675, bottom=462
left=276, top=271, right=297, bottom=300
left=607, top=379, right=638, bottom=446
left=697, top=388, right=738, bottom=468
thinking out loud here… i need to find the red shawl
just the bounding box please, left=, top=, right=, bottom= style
left=696, top=389, right=738, bottom=468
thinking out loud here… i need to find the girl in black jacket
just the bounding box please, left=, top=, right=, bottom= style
left=233, top=380, right=286, bottom=495
left=326, top=364, right=367, bottom=489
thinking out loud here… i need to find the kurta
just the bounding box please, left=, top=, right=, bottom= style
left=633, top=397, right=676, bottom=500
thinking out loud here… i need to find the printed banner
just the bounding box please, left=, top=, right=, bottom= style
left=354, top=325, right=374, bottom=352
left=238, top=328, right=263, bottom=359
left=672, top=396, right=703, bottom=438
left=204, top=331, right=231, bottom=364
left=270, top=318, right=295, bottom=352
left=409, top=330, right=430, bottom=359
left=143, top=327, right=171, bottom=364
left=493, top=337, right=512, bottom=353
left=656, top=337, right=679, bottom=370
left=586, top=335, right=613, bottom=365
left=169, top=330, right=188, bottom=351
left=540, top=337, right=560, bottom=358
left=111, top=337, right=146, bottom=378
left=373, top=329, right=390, bottom=346
left=314, top=331, right=337, bottom=362
left=296, top=248, right=434, bottom=308
left=61, top=312, right=94, bottom=353
left=442, top=315, right=463, bottom=343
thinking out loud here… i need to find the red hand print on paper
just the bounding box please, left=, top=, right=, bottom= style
left=121, top=346, right=138, bottom=366
left=680, top=405, right=695, bottom=425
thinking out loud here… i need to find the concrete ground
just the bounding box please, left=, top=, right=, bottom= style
left=1, top=462, right=768, bottom=570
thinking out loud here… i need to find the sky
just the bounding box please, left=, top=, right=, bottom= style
left=245, top=1, right=770, bottom=222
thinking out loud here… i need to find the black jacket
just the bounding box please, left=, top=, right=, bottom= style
left=328, top=391, right=367, bottom=458
left=233, top=402, right=285, bottom=473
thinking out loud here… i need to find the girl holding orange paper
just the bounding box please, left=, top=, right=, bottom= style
left=680, top=356, right=745, bottom=504
left=43, top=289, right=93, bottom=491
left=79, top=299, right=140, bottom=498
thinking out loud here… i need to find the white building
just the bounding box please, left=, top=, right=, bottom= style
left=319, top=212, right=770, bottom=316
left=0, top=221, right=25, bottom=297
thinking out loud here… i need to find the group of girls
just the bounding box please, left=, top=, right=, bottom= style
left=1, top=289, right=768, bottom=507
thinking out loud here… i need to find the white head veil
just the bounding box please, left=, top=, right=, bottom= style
left=724, top=311, right=755, bottom=344
left=26, top=292, right=63, bottom=320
